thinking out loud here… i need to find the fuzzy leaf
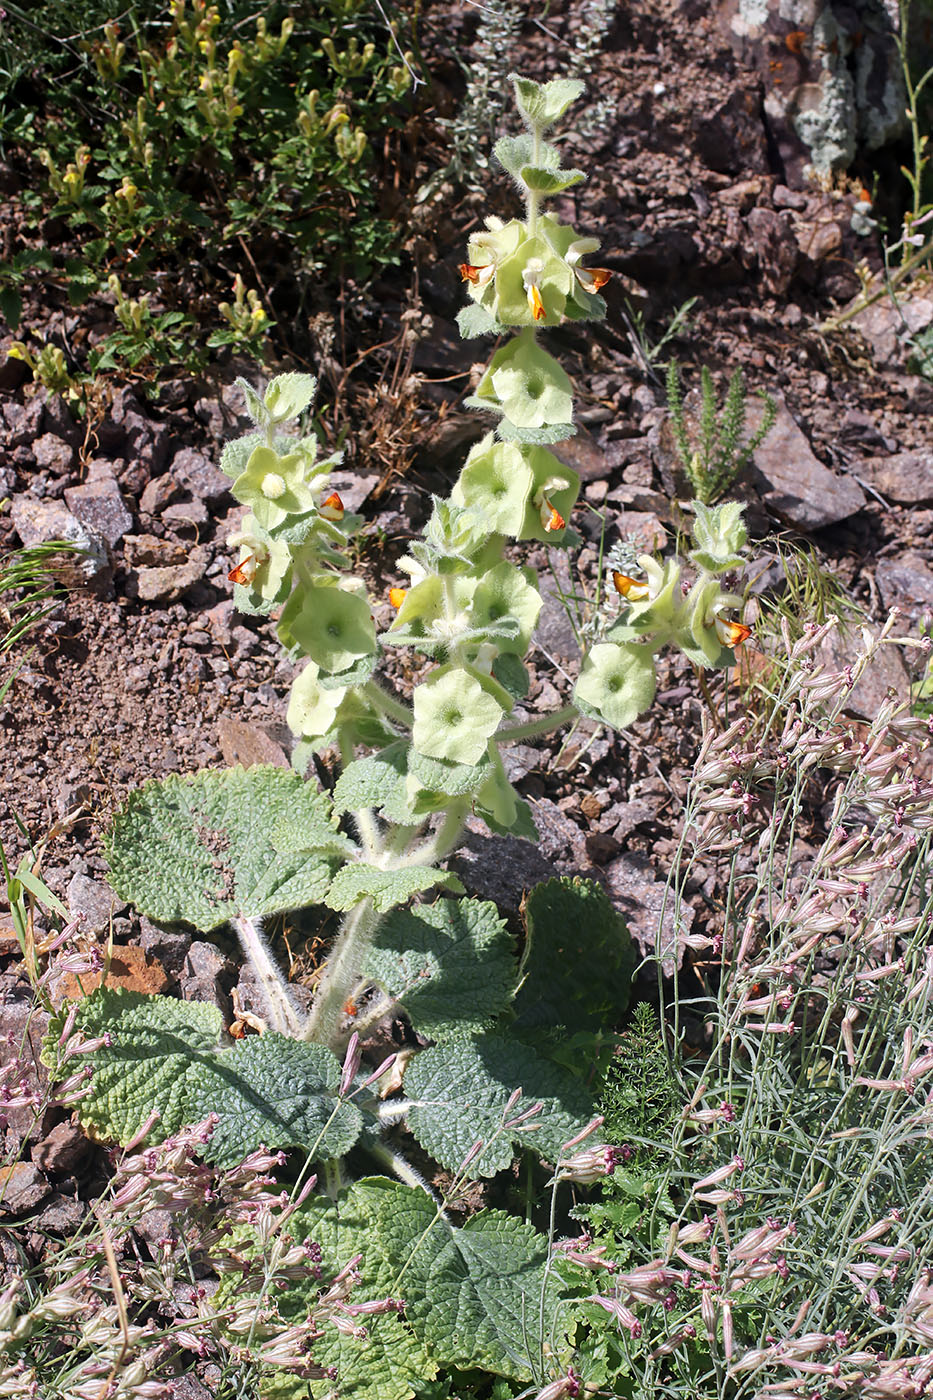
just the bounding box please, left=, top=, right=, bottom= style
left=333, top=742, right=423, bottom=826
left=495, top=418, right=576, bottom=445
left=519, top=164, right=585, bottom=194
left=492, top=133, right=537, bottom=180
left=264, top=371, right=317, bottom=423
left=514, top=878, right=636, bottom=1035
left=407, top=747, right=490, bottom=797
left=456, top=303, right=505, bottom=338
left=106, top=767, right=340, bottom=931
left=182, top=1032, right=363, bottom=1168
left=50, top=990, right=364, bottom=1166
left=355, top=1178, right=570, bottom=1380
left=220, top=430, right=263, bottom=479
left=364, top=898, right=516, bottom=1038
left=492, top=653, right=530, bottom=701
left=325, top=863, right=464, bottom=914
left=405, top=1032, right=592, bottom=1176
left=46, top=988, right=223, bottom=1144
left=510, top=74, right=584, bottom=131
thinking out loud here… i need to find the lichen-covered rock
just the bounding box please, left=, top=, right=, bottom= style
left=717, top=0, right=912, bottom=183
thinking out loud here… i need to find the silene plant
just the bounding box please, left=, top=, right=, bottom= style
left=42, top=76, right=755, bottom=1397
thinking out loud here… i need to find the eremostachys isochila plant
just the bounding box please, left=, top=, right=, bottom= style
left=43, top=73, right=752, bottom=1397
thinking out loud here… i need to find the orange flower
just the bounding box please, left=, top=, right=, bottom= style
left=574, top=266, right=612, bottom=295
left=388, top=587, right=407, bottom=609
left=612, top=571, right=649, bottom=601
left=319, top=491, right=345, bottom=522
left=228, top=554, right=257, bottom=585
left=459, top=262, right=495, bottom=288
left=540, top=497, right=565, bottom=533
left=715, top=617, right=751, bottom=648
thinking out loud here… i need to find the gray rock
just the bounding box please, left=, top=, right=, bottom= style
left=11, top=496, right=80, bottom=548
left=138, top=917, right=191, bottom=974
left=817, top=624, right=912, bottom=718
left=64, top=478, right=134, bottom=547
left=139, top=474, right=180, bottom=516
left=534, top=550, right=581, bottom=664
left=604, top=851, right=695, bottom=976
left=171, top=446, right=231, bottom=504
left=122, top=411, right=171, bottom=473
left=876, top=554, right=933, bottom=630
left=161, top=498, right=210, bottom=529
left=31, top=1121, right=89, bottom=1176
left=67, top=872, right=127, bottom=934
left=133, top=544, right=212, bottom=603
left=860, top=451, right=933, bottom=506
left=2, top=396, right=44, bottom=446
left=0, top=1162, right=50, bottom=1216
left=123, top=533, right=187, bottom=568
left=451, top=828, right=565, bottom=915
left=32, top=1192, right=87, bottom=1233
left=41, top=393, right=82, bottom=445
left=33, top=432, right=76, bottom=474
left=749, top=399, right=865, bottom=529
left=847, top=283, right=933, bottom=368
left=179, top=941, right=232, bottom=1014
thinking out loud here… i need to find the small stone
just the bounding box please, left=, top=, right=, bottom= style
left=179, top=941, right=232, bottom=1014
left=161, top=497, right=210, bottom=529
left=876, top=554, right=933, bottom=630
left=552, top=427, right=609, bottom=483
left=33, top=432, right=76, bottom=474
left=861, top=451, right=933, bottom=506
left=218, top=716, right=290, bottom=769
left=133, top=543, right=212, bottom=603
left=11, top=496, right=81, bottom=548
left=41, top=393, right=82, bottom=444
left=0, top=1163, right=50, bottom=1215
left=171, top=446, right=231, bottom=503
left=31, top=1121, right=89, bottom=1176
left=67, top=873, right=126, bottom=934
left=123, top=533, right=188, bottom=568
left=32, top=1192, right=87, bottom=1233
left=85, top=458, right=118, bottom=482
left=749, top=399, right=865, bottom=529
left=64, top=478, right=134, bottom=547
left=139, top=474, right=179, bottom=516
left=1, top=396, right=44, bottom=446
left=55, top=945, right=171, bottom=1001
left=138, top=917, right=191, bottom=974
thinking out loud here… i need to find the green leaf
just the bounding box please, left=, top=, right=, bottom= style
left=0, top=287, right=22, bottom=330
left=354, top=1177, right=570, bottom=1380
left=270, top=1184, right=437, bottom=1400
left=456, top=303, right=505, bottom=338
left=510, top=74, right=584, bottom=131
left=518, top=164, right=585, bottom=194
left=492, top=653, right=530, bottom=701
left=405, top=1032, right=593, bottom=1177
left=264, top=371, right=317, bottom=424
left=364, top=898, right=516, bottom=1038
left=332, top=742, right=426, bottom=827
left=325, top=863, right=464, bottom=914
left=407, top=747, right=490, bottom=798
left=45, top=988, right=223, bottom=1144
left=182, top=1032, right=363, bottom=1168
left=495, top=418, right=576, bottom=446
left=492, top=133, right=536, bottom=181
left=50, top=990, right=364, bottom=1167
left=106, top=767, right=341, bottom=932
left=220, top=430, right=264, bottom=479
left=513, top=878, right=636, bottom=1035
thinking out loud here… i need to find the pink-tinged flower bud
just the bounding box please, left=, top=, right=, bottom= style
left=533, top=1367, right=580, bottom=1400
left=558, top=1144, right=622, bottom=1184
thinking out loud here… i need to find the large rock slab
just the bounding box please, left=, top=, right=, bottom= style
left=749, top=399, right=865, bottom=529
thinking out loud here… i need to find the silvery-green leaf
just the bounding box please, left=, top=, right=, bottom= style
left=264, top=371, right=317, bottom=424
left=106, top=767, right=339, bottom=931
left=510, top=74, right=584, bottom=131
left=325, top=863, right=464, bottom=913
left=457, top=304, right=505, bottom=338
left=518, top=164, right=585, bottom=194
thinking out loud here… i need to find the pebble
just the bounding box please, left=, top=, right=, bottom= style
left=133, top=543, right=212, bottom=603
left=0, top=1163, right=50, bottom=1216
left=171, top=445, right=233, bottom=503
left=67, top=872, right=127, bottom=933
left=64, top=477, right=135, bottom=546
left=33, top=432, right=76, bottom=474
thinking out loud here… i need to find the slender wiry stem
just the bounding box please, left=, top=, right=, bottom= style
left=234, top=915, right=305, bottom=1037
left=303, top=897, right=379, bottom=1048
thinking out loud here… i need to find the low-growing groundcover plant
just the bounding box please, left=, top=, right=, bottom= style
left=23, top=71, right=931, bottom=1400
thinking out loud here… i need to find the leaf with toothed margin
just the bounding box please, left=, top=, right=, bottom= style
left=456, top=303, right=505, bottom=338
left=44, top=989, right=364, bottom=1166
left=325, top=863, right=464, bottom=914
left=405, top=1031, right=593, bottom=1177
left=105, top=767, right=342, bottom=931
left=363, top=897, right=516, bottom=1039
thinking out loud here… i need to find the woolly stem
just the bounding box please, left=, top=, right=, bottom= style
left=303, top=897, right=379, bottom=1050
left=234, top=915, right=305, bottom=1037
left=495, top=705, right=577, bottom=744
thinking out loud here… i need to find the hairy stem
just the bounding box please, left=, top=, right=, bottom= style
left=495, top=704, right=577, bottom=744
left=303, top=897, right=379, bottom=1049
left=363, top=678, right=413, bottom=727
left=234, top=915, right=305, bottom=1037
left=396, top=798, right=470, bottom=870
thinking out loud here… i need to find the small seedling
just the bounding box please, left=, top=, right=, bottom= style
left=666, top=359, right=776, bottom=504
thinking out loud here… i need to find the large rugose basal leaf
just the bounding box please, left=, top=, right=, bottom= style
left=105, top=766, right=348, bottom=931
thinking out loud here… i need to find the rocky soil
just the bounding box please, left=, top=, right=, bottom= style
left=1, top=0, right=932, bottom=1209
